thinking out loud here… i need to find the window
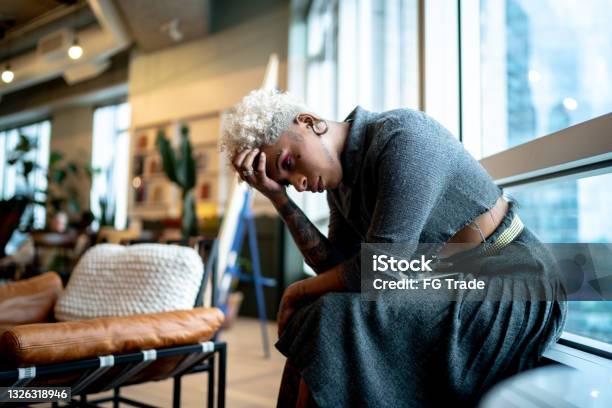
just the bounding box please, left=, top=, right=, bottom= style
left=292, top=0, right=420, bottom=273
left=305, top=0, right=339, bottom=121
left=506, top=172, right=612, bottom=344
left=91, top=103, right=130, bottom=230
left=296, top=0, right=420, bottom=248
left=303, top=0, right=420, bottom=120
left=336, top=0, right=419, bottom=117
left=0, top=120, right=51, bottom=229
left=458, top=0, right=612, bottom=347
left=292, top=0, right=612, bottom=349
left=461, top=0, right=612, bottom=159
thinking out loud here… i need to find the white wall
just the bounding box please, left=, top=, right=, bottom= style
left=128, top=4, right=289, bottom=128
left=127, top=3, right=289, bottom=216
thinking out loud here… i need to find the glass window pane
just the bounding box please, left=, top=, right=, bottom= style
left=476, top=0, right=612, bottom=157
left=506, top=172, right=612, bottom=344
left=306, top=0, right=338, bottom=120
left=0, top=130, right=5, bottom=198
left=0, top=120, right=51, bottom=228
left=91, top=103, right=131, bottom=230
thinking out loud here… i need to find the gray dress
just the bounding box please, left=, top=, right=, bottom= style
left=275, top=107, right=566, bottom=407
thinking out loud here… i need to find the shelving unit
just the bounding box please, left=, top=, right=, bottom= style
left=128, top=114, right=227, bottom=222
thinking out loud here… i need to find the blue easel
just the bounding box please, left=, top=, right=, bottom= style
left=213, top=189, right=277, bottom=358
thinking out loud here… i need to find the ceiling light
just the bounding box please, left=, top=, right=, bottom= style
left=1, top=63, right=14, bottom=84
left=68, top=37, right=83, bottom=60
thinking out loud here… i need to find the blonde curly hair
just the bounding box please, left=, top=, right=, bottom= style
left=220, top=89, right=309, bottom=161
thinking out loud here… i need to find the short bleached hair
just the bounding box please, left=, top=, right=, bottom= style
left=220, top=89, right=309, bottom=161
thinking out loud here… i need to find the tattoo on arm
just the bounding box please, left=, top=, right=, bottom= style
left=275, top=196, right=344, bottom=274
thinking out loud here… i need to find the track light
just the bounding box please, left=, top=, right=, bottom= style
left=1, top=63, right=14, bottom=84
left=68, top=37, right=83, bottom=60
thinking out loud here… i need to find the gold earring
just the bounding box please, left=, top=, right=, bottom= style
left=313, top=120, right=328, bottom=136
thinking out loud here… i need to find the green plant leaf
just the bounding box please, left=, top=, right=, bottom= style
left=49, top=151, right=63, bottom=166
left=52, top=169, right=67, bottom=184
left=156, top=129, right=179, bottom=184
left=67, top=162, right=79, bottom=174
left=178, top=125, right=196, bottom=190
left=181, top=189, right=198, bottom=238
left=23, top=161, right=35, bottom=177
left=15, top=134, right=36, bottom=152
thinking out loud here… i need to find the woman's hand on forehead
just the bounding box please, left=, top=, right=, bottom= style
left=233, top=148, right=287, bottom=199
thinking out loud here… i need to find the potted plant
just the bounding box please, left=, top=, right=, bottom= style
left=7, top=134, right=94, bottom=230
left=156, top=125, right=198, bottom=238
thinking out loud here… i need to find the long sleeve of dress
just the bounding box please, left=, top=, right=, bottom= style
left=339, top=121, right=455, bottom=291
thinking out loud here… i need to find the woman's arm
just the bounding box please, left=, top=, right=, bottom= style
left=233, top=149, right=345, bottom=274
left=271, top=192, right=345, bottom=274
left=277, top=263, right=344, bottom=335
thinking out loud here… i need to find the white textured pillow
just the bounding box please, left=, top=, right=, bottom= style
left=55, top=243, right=204, bottom=321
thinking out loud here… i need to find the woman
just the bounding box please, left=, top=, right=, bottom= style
left=221, top=89, right=566, bottom=407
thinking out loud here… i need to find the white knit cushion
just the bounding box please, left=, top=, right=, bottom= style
left=55, top=243, right=204, bottom=321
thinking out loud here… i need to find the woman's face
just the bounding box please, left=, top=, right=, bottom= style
left=261, top=122, right=342, bottom=193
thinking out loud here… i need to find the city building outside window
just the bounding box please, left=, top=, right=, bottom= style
left=461, top=0, right=612, bottom=158
left=507, top=172, right=612, bottom=344
left=459, top=0, right=612, bottom=345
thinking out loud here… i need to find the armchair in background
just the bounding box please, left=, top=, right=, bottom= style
left=0, top=238, right=226, bottom=408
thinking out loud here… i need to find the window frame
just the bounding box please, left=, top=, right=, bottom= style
left=479, top=115, right=612, bottom=358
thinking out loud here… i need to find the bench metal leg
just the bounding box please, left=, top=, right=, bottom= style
left=218, top=344, right=226, bottom=408
left=113, top=387, right=120, bottom=408
left=173, top=375, right=181, bottom=408
left=207, top=354, right=215, bottom=408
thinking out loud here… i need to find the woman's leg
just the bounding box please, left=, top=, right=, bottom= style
left=277, top=359, right=300, bottom=407
left=296, top=378, right=313, bottom=408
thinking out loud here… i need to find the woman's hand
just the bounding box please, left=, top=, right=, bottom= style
left=277, top=280, right=308, bottom=337
left=277, top=266, right=346, bottom=337
left=233, top=148, right=286, bottom=200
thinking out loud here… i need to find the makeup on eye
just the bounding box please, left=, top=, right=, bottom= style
left=281, top=154, right=294, bottom=171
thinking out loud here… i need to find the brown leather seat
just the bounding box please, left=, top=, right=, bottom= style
left=1, top=307, right=224, bottom=367
left=0, top=272, right=224, bottom=373
left=0, top=271, right=63, bottom=327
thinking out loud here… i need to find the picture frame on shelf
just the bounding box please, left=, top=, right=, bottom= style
left=146, top=154, right=163, bottom=176
left=196, top=176, right=217, bottom=202
left=137, top=132, right=148, bottom=150
left=134, top=180, right=147, bottom=204
left=198, top=182, right=211, bottom=200
left=148, top=182, right=167, bottom=205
